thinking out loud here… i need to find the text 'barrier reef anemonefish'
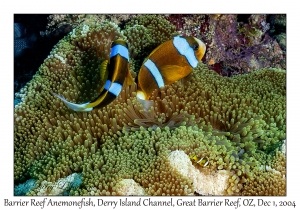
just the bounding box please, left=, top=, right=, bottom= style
left=136, top=35, right=206, bottom=102
left=52, top=39, right=134, bottom=112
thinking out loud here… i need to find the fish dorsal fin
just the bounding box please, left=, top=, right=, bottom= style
left=159, top=65, right=192, bottom=85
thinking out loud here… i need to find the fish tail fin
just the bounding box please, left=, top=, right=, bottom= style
left=136, top=90, right=154, bottom=112
left=51, top=92, right=93, bottom=112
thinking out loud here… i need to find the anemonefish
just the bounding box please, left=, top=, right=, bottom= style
left=189, top=155, right=209, bottom=167
left=136, top=36, right=206, bottom=104
left=52, top=39, right=134, bottom=112
left=197, top=157, right=209, bottom=167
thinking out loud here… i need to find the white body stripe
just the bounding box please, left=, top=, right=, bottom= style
left=144, top=59, right=164, bottom=88
left=104, top=80, right=111, bottom=90
left=173, top=36, right=199, bottom=68
left=203, top=160, right=209, bottom=167
left=110, top=44, right=129, bottom=61
left=108, top=82, right=122, bottom=96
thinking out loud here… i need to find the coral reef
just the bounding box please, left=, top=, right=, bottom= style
left=41, top=14, right=135, bottom=38
left=14, top=179, right=36, bottom=196
left=166, top=14, right=286, bottom=76
left=26, top=173, right=82, bottom=196
left=202, top=14, right=285, bottom=75
left=14, top=15, right=286, bottom=196
left=269, top=14, right=286, bottom=51
left=40, top=14, right=286, bottom=76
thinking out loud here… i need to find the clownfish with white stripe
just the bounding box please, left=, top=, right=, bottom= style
left=189, top=155, right=209, bottom=167
left=136, top=35, right=206, bottom=109
left=52, top=39, right=134, bottom=112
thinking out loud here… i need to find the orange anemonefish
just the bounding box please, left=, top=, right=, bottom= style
left=52, top=39, right=134, bottom=112
left=136, top=35, right=206, bottom=104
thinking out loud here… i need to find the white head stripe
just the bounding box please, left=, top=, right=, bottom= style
left=108, top=82, right=122, bottom=97
left=173, top=36, right=199, bottom=68
left=144, top=59, right=164, bottom=88
left=104, top=80, right=111, bottom=90
left=110, top=44, right=129, bottom=61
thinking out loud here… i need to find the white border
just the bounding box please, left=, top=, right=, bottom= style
left=1, top=1, right=298, bottom=209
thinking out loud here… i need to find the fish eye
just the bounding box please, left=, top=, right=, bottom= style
left=192, top=43, right=199, bottom=51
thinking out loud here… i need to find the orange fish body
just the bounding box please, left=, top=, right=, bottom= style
left=137, top=35, right=206, bottom=101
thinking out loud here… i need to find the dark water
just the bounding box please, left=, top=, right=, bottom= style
left=14, top=14, right=65, bottom=95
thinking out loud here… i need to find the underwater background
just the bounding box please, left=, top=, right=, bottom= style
left=14, top=14, right=286, bottom=196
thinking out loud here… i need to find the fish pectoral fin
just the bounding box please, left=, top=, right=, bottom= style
left=159, top=65, right=191, bottom=85
left=51, top=92, right=93, bottom=112
left=177, top=72, right=193, bottom=87
left=124, top=65, right=135, bottom=87
left=136, top=90, right=153, bottom=112
left=100, top=60, right=109, bottom=80
left=137, top=97, right=154, bottom=112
